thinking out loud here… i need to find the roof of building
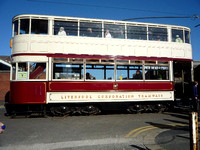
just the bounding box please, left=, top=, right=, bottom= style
left=0, top=56, right=10, bottom=63
left=0, top=56, right=11, bottom=71
left=194, top=61, right=200, bottom=68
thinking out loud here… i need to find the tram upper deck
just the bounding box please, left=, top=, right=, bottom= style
left=11, top=14, right=192, bottom=60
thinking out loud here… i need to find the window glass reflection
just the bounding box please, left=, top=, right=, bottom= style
left=53, top=63, right=83, bottom=80
left=148, top=27, right=167, bottom=41
left=31, top=19, right=48, bottom=34
left=80, top=22, right=102, bottom=37
left=172, top=29, right=183, bottom=43
left=20, top=19, right=29, bottom=34
left=86, top=64, right=114, bottom=80
left=116, top=65, right=143, bottom=80
left=185, top=30, right=190, bottom=43
left=17, top=63, right=28, bottom=80
left=127, top=26, right=147, bottom=40
left=13, top=20, right=18, bottom=36
left=145, top=65, right=169, bottom=80
left=12, top=63, right=16, bottom=80
left=54, top=21, right=78, bottom=36
left=29, top=62, right=46, bottom=79
left=104, top=24, right=125, bottom=39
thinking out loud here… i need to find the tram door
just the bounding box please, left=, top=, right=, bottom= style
left=173, top=61, right=193, bottom=101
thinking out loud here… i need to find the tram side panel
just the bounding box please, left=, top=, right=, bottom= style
left=47, top=81, right=174, bottom=103
left=10, top=81, right=46, bottom=104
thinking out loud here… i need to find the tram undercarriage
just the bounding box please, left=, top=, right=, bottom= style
left=5, top=101, right=172, bottom=117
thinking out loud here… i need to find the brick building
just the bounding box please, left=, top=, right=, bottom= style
left=0, top=56, right=11, bottom=101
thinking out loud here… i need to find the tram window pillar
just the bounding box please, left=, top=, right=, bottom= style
left=167, top=27, right=171, bottom=42
left=48, top=19, right=53, bottom=35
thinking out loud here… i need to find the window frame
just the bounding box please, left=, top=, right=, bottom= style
left=11, top=62, right=48, bottom=81
left=85, top=61, right=115, bottom=81
left=144, top=61, right=170, bottom=81
left=12, top=16, right=191, bottom=44
left=52, top=58, right=84, bottom=81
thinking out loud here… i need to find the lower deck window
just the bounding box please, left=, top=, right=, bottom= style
left=53, top=63, right=83, bottom=80
left=17, top=62, right=28, bottom=80
left=116, top=65, right=143, bottom=80
left=29, top=62, right=46, bottom=79
left=86, top=64, right=114, bottom=80
left=145, top=65, right=169, bottom=80
left=12, top=63, right=16, bottom=80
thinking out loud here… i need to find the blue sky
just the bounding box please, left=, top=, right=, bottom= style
left=0, top=0, right=200, bottom=60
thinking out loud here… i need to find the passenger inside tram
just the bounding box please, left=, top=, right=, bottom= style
left=58, top=27, right=67, bottom=36
left=118, top=29, right=125, bottom=39
left=105, top=29, right=112, bottom=38
left=87, top=28, right=95, bottom=37
left=133, top=70, right=142, bottom=79
left=155, top=35, right=161, bottom=41
left=175, top=35, right=183, bottom=43
left=86, top=72, right=96, bottom=80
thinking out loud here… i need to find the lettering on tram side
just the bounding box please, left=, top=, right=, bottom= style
left=48, top=92, right=171, bottom=102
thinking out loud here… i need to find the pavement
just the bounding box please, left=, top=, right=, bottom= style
left=0, top=101, right=196, bottom=150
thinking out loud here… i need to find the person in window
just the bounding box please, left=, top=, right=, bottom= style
left=58, top=27, right=66, bottom=36
left=86, top=72, right=96, bottom=80
left=87, top=28, right=95, bottom=37
left=118, top=29, right=125, bottom=39
left=175, top=35, right=183, bottom=43
left=86, top=72, right=91, bottom=79
left=105, top=29, right=112, bottom=38
left=133, top=70, right=142, bottom=79
left=156, top=35, right=161, bottom=41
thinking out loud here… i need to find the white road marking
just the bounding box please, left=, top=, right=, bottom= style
left=1, top=138, right=138, bottom=150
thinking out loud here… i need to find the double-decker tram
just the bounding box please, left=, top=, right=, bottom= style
left=6, top=14, right=193, bottom=116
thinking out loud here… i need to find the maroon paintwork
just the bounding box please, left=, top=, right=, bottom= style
left=10, top=53, right=177, bottom=104
left=10, top=82, right=46, bottom=104
left=48, top=81, right=173, bottom=92
left=12, top=53, right=192, bottom=61
left=10, top=81, right=173, bottom=104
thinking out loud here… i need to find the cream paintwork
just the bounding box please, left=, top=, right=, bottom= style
left=12, top=35, right=192, bottom=59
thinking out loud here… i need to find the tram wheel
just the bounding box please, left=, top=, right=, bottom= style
left=81, top=105, right=101, bottom=115
left=50, top=106, right=71, bottom=116
left=127, top=105, right=142, bottom=114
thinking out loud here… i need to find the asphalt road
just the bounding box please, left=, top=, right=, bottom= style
left=0, top=105, right=192, bottom=150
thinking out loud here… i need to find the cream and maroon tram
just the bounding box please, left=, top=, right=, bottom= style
left=6, top=14, right=192, bottom=115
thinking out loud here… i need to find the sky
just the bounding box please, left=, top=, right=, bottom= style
left=0, top=0, right=200, bottom=60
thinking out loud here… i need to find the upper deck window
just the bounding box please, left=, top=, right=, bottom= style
left=148, top=27, right=167, bottom=41
left=185, top=30, right=190, bottom=44
left=13, top=20, right=18, bottom=36
left=20, top=19, right=29, bottom=34
left=80, top=22, right=102, bottom=38
left=54, top=21, right=78, bottom=36
left=104, top=24, right=125, bottom=39
left=31, top=19, right=48, bottom=34
left=127, top=26, right=147, bottom=40
left=172, top=29, right=183, bottom=43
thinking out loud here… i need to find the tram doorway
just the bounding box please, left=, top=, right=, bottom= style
left=173, top=61, right=193, bottom=101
